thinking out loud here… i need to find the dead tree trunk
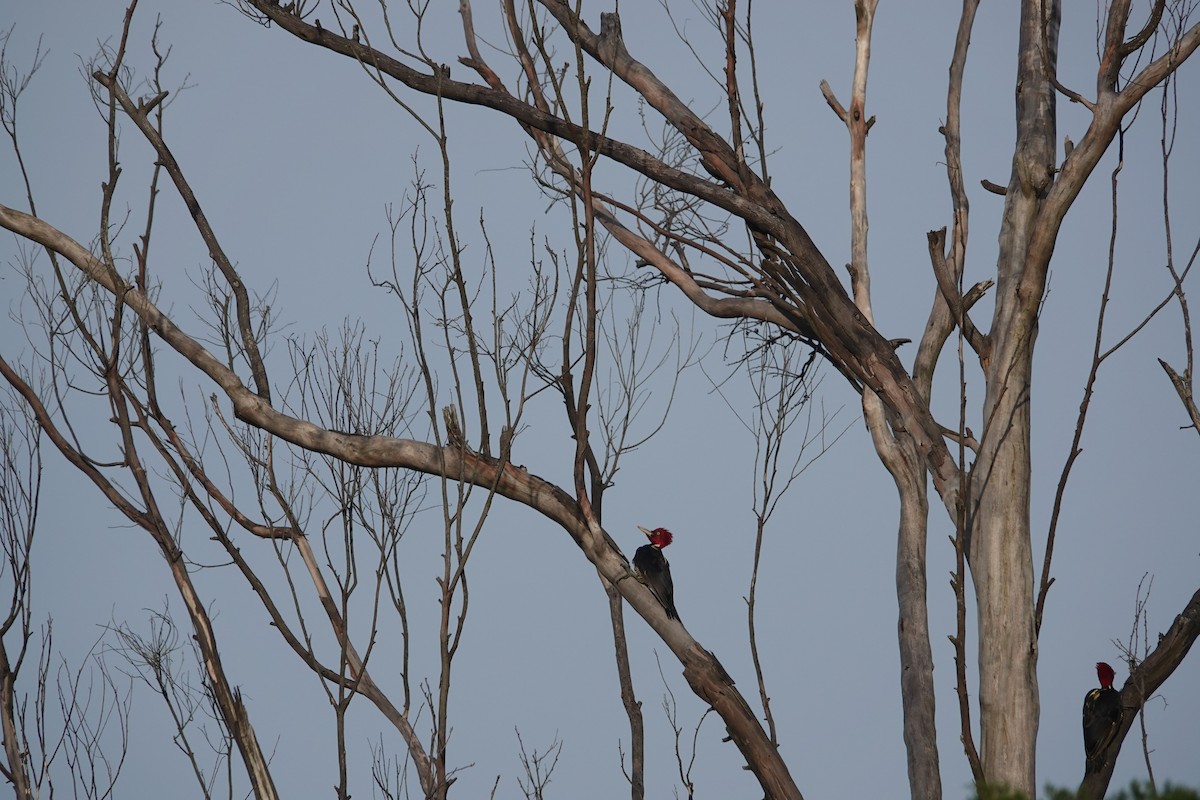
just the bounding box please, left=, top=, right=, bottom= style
left=966, top=2, right=1058, bottom=793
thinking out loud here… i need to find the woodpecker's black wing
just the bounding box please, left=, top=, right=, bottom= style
left=1082, top=686, right=1121, bottom=774
left=633, top=544, right=679, bottom=620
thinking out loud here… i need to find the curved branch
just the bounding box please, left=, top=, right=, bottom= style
left=0, top=201, right=804, bottom=800
left=243, top=0, right=756, bottom=223
left=243, top=0, right=968, bottom=528
left=1120, top=0, right=1166, bottom=57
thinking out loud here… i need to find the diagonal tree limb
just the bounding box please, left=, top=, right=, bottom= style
left=1078, top=586, right=1200, bottom=799
left=0, top=200, right=804, bottom=800
left=90, top=72, right=272, bottom=405
left=243, top=0, right=971, bottom=526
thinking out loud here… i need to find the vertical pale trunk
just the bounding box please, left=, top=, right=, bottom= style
left=863, top=402, right=940, bottom=800
left=894, top=449, right=940, bottom=799
left=970, top=349, right=1039, bottom=795
left=839, top=3, right=941, bottom=796
left=969, top=2, right=1057, bottom=794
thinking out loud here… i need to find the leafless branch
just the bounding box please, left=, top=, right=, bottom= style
left=515, top=728, right=563, bottom=800
left=1078, top=583, right=1200, bottom=799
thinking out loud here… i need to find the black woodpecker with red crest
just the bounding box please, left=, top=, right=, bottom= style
left=633, top=526, right=679, bottom=620
left=1082, top=661, right=1123, bottom=774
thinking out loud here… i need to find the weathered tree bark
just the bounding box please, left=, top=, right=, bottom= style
left=969, top=347, right=1039, bottom=795
left=892, top=463, right=940, bottom=798
left=964, top=2, right=1058, bottom=792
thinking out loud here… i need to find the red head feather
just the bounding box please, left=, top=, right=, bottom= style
left=1096, top=662, right=1116, bottom=689
left=639, top=526, right=674, bottom=548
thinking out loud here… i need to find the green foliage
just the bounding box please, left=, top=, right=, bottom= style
left=1105, top=781, right=1200, bottom=800
left=1041, top=786, right=1079, bottom=800
left=970, top=779, right=1200, bottom=800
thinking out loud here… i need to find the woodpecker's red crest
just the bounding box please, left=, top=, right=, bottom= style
left=1096, top=662, right=1116, bottom=689
left=638, top=526, right=673, bottom=548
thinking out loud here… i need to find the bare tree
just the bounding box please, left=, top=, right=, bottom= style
left=514, top=728, right=562, bottom=800
left=108, top=607, right=237, bottom=800
left=1, top=2, right=1199, bottom=800
left=0, top=390, right=41, bottom=800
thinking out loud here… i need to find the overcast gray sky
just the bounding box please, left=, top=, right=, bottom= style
left=3, top=1, right=1198, bottom=798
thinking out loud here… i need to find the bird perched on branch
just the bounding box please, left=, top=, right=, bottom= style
left=1083, top=661, right=1123, bottom=774
left=633, top=526, right=678, bottom=620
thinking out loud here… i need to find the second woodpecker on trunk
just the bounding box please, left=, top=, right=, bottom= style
left=1083, top=661, right=1123, bottom=775
left=633, top=526, right=678, bottom=620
